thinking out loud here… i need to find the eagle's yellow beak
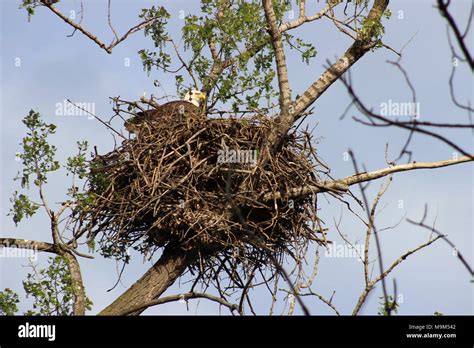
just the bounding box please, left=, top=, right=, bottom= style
left=197, top=91, right=207, bottom=101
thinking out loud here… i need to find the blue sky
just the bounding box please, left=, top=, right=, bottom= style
left=0, top=0, right=472, bottom=315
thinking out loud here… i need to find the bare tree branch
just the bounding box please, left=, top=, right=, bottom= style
left=280, top=0, right=340, bottom=32
left=116, top=291, right=239, bottom=316
left=262, top=0, right=293, bottom=152
left=259, top=155, right=473, bottom=202
left=437, top=0, right=474, bottom=70
left=407, top=209, right=474, bottom=277
left=0, top=238, right=55, bottom=253
left=340, top=74, right=474, bottom=158
left=300, top=290, right=341, bottom=315
left=262, top=0, right=292, bottom=115
left=352, top=235, right=443, bottom=315
left=350, top=151, right=391, bottom=315
left=39, top=0, right=164, bottom=54
left=107, top=0, right=119, bottom=44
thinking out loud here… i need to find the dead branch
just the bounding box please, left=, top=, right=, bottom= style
left=262, top=0, right=292, bottom=116
left=39, top=0, right=163, bottom=54
left=280, top=0, right=340, bottom=32
left=116, top=291, right=239, bottom=316
left=260, top=155, right=473, bottom=201
left=437, top=0, right=474, bottom=70
left=352, top=235, right=443, bottom=315
left=407, top=207, right=474, bottom=278
left=0, top=238, right=55, bottom=253
left=350, top=151, right=392, bottom=315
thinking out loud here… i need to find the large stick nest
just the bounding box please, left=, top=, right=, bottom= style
left=76, top=112, right=328, bottom=284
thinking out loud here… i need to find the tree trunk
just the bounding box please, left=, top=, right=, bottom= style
left=98, top=246, right=196, bottom=315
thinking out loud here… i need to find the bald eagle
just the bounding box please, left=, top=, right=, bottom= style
left=125, top=90, right=207, bottom=134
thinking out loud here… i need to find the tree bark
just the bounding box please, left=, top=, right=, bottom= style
left=262, top=0, right=292, bottom=115
left=98, top=246, right=196, bottom=315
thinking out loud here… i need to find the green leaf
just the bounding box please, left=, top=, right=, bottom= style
left=22, top=256, right=93, bottom=316
left=15, top=110, right=59, bottom=189
left=9, top=191, right=40, bottom=225
left=0, top=288, right=20, bottom=316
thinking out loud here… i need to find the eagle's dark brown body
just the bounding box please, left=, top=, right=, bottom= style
left=124, top=101, right=205, bottom=134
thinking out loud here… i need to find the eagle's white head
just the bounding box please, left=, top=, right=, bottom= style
left=184, top=90, right=207, bottom=107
